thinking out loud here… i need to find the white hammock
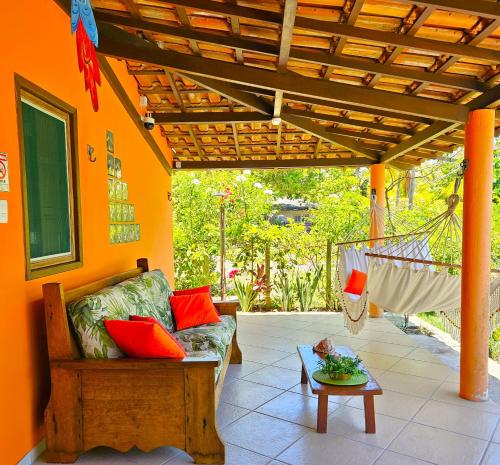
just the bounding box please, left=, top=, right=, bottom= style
left=335, top=245, right=370, bottom=334
left=367, top=261, right=461, bottom=314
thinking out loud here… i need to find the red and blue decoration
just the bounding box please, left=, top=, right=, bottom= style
left=71, top=0, right=101, bottom=111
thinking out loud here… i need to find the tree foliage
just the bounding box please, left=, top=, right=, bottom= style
left=173, top=141, right=500, bottom=308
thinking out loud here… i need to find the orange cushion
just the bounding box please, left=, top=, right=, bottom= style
left=169, top=293, right=221, bottom=331
left=104, top=319, right=186, bottom=358
left=343, top=269, right=367, bottom=295
left=173, top=285, right=211, bottom=296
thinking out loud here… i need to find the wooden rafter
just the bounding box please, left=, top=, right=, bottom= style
left=231, top=123, right=241, bottom=158
left=95, top=11, right=489, bottom=93
left=96, top=23, right=470, bottom=123
left=165, top=70, right=204, bottom=158
left=273, top=0, right=297, bottom=119
left=155, top=112, right=271, bottom=124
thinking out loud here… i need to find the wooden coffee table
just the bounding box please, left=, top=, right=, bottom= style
left=297, top=345, right=383, bottom=434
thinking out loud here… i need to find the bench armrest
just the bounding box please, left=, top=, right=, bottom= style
left=51, top=354, right=220, bottom=370
left=213, top=299, right=240, bottom=317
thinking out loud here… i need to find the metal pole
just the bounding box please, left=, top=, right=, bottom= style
left=220, top=201, right=226, bottom=301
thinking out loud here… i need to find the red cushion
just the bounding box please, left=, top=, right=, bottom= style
left=169, top=293, right=221, bottom=331
left=343, top=269, right=367, bottom=295
left=104, top=319, right=186, bottom=358
left=173, top=285, right=211, bottom=296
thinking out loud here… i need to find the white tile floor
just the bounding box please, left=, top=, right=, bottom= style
left=36, top=313, right=500, bottom=465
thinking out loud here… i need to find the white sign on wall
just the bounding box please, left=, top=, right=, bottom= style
left=0, top=153, right=9, bottom=192
left=0, top=200, right=7, bottom=224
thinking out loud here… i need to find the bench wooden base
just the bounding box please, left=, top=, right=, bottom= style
left=42, top=259, right=242, bottom=464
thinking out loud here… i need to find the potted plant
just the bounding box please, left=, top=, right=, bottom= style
left=317, top=353, right=364, bottom=380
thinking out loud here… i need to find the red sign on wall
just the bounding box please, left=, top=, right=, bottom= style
left=0, top=153, right=9, bottom=192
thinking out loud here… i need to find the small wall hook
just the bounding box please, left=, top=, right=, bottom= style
left=87, top=145, right=96, bottom=163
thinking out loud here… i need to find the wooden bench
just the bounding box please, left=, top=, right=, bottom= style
left=42, top=258, right=242, bottom=464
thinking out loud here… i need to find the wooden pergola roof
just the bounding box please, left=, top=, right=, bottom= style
left=80, top=1, right=500, bottom=169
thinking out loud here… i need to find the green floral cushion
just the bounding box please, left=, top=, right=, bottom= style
left=174, top=315, right=236, bottom=380
left=69, top=277, right=158, bottom=358
left=127, top=270, right=174, bottom=332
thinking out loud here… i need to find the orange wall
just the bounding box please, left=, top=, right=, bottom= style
left=0, top=2, right=174, bottom=463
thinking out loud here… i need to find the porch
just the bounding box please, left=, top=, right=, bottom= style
left=35, top=312, right=500, bottom=465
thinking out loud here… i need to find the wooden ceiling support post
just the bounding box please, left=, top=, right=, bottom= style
left=369, top=164, right=385, bottom=318
left=460, top=109, right=495, bottom=402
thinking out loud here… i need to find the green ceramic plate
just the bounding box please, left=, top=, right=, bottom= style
left=312, top=370, right=369, bottom=386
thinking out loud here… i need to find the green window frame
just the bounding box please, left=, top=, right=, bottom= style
left=16, top=76, right=82, bottom=280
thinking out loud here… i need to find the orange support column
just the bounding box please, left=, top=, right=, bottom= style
left=369, top=164, right=385, bottom=318
left=460, top=109, right=495, bottom=402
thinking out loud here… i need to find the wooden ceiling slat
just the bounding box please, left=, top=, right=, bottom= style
left=96, top=23, right=470, bottom=123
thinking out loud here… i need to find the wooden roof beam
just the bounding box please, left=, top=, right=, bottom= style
left=96, top=23, right=470, bottom=123
left=380, top=121, right=459, bottom=163
left=95, top=11, right=489, bottom=93
left=157, top=0, right=500, bottom=63
left=154, top=112, right=271, bottom=124
left=173, top=157, right=376, bottom=170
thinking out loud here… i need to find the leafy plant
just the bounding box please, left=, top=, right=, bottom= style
left=296, top=266, right=323, bottom=312
left=232, top=277, right=259, bottom=312
left=318, top=353, right=363, bottom=379
left=489, top=326, right=500, bottom=362
left=276, top=271, right=295, bottom=311
left=231, top=265, right=268, bottom=312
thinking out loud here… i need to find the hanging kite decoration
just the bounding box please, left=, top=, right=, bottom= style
left=71, top=0, right=101, bottom=111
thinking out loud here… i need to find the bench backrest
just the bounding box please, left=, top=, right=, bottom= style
left=43, top=258, right=149, bottom=361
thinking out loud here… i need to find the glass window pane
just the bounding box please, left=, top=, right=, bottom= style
left=21, top=101, right=71, bottom=261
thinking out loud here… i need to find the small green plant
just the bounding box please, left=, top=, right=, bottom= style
left=233, top=277, right=258, bottom=312
left=276, top=271, right=295, bottom=311
left=231, top=265, right=267, bottom=312
left=489, top=326, right=500, bottom=361
left=296, top=266, right=323, bottom=312
left=318, top=353, right=363, bottom=380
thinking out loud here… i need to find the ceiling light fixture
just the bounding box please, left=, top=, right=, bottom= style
left=271, top=117, right=282, bottom=126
